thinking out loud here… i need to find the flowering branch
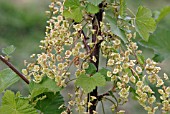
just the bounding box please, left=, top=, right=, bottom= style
left=0, top=55, right=29, bottom=84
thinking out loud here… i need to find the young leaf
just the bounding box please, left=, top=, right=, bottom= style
left=35, top=92, right=65, bottom=114
left=92, top=73, right=106, bottom=86
left=72, top=7, right=83, bottom=22
left=75, top=73, right=106, bottom=93
left=63, top=7, right=83, bottom=22
left=2, top=45, right=16, bottom=55
left=63, top=9, right=72, bottom=19
left=135, top=6, right=156, bottom=41
left=119, top=0, right=126, bottom=18
left=64, top=0, right=80, bottom=8
left=63, top=0, right=83, bottom=22
left=75, top=74, right=95, bottom=93
left=29, top=76, right=61, bottom=98
left=85, top=63, right=97, bottom=74
left=0, top=68, right=19, bottom=93
left=124, top=68, right=132, bottom=75
left=139, top=28, right=170, bottom=59
left=86, top=3, right=99, bottom=14
left=137, top=54, right=145, bottom=65
left=87, top=0, right=103, bottom=6
left=105, top=15, right=127, bottom=43
left=156, top=6, right=170, bottom=23
left=0, top=90, right=38, bottom=114
left=98, top=68, right=111, bottom=81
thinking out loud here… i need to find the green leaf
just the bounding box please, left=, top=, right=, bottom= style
left=139, top=28, right=170, bottom=59
left=0, top=90, right=38, bottom=114
left=86, top=3, right=99, bottom=14
left=35, top=92, right=65, bottom=114
left=92, top=73, right=106, bottom=86
left=0, top=68, right=19, bottom=93
left=137, top=54, right=145, bottom=65
left=152, top=53, right=165, bottom=62
left=63, top=0, right=82, bottom=22
left=2, top=45, right=16, bottom=55
left=63, top=7, right=83, bottom=22
left=156, top=6, right=170, bottom=23
left=75, top=73, right=106, bottom=93
left=72, top=7, right=83, bottom=22
left=63, top=9, right=72, bottom=19
left=105, top=15, right=127, bottom=43
left=98, top=68, right=111, bottom=81
left=119, top=0, right=126, bottom=18
left=135, top=6, right=156, bottom=41
left=85, top=63, right=97, bottom=74
left=29, top=76, right=61, bottom=98
left=75, top=74, right=95, bottom=93
left=124, top=68, right=132, bottom=75
left=64, top=0, right=80, bottom=8
left=87, top=0, right=103, bottom=6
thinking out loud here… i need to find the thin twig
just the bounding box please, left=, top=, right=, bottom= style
left=97, top=92, right=110, bottom=101
left=130, top=67, right=140, bottom=80
left=65, top=78, right=77, bottom=84
left=81, top=30, right=91, bottom=53
left=108, top=91, right=118, bottom=107
left=0, top=55, right=29, bottom=84
left=101, top=100, right=106, bottom=114
left=86, top=93, right=90, bottom=112
left=104, top=97, right=117, bottom=108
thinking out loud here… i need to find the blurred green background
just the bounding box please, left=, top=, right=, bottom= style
left=0, top=0, right=170, bottom=114
left=0, top=0, right=49, bottom=102
left=0, top=0, right=49, bottom=70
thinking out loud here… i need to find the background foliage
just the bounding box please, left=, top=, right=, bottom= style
left=0, top=0, right=48, bottom=105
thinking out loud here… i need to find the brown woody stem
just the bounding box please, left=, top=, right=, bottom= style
left=89, top=2, right=103, bottom=114
left=0, top=55, right=29, bottom=84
